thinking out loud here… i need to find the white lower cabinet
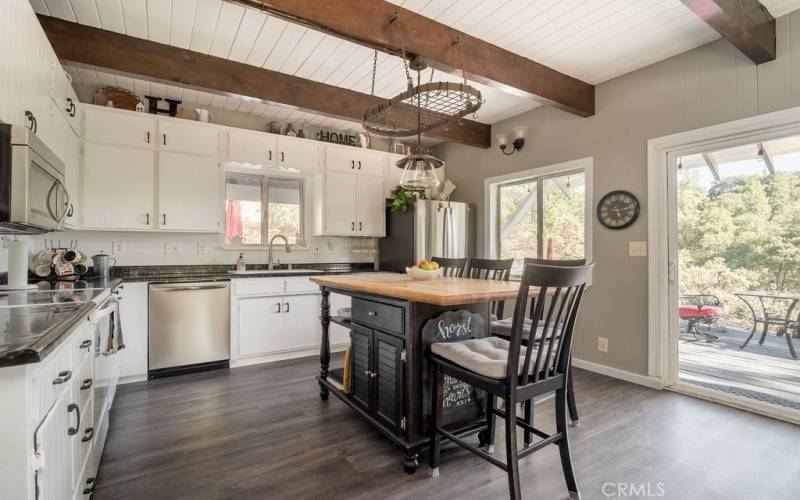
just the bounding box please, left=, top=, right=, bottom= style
left=231, top=277, right=350, bottom=365
left=34, top=389, right=73, bottom=500
left=118, top=283, right=149, bottom=382
left=158, top=152, right=222, bottom=232
left=82, top=143, right=156, bottom=230
left=236, top=293, right=320, bottom=357
left=0, top=316, right=101, bottom=500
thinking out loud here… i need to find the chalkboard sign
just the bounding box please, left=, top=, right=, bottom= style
left=422, top=309, right=487, bottom=428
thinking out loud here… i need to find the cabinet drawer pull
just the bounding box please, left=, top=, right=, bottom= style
left=146, top=212, right=150, bottom=225
left=81, top=427, right=95, bottom=443
left=275, top=302, right=282, bottom=313
left=83, top=478, right=96, bottom=495
left=146, top=131, right=150, bottom=144
left=358, top=160, right=362, bottom=170
left=162, top=214, right=167, bottom=225
left=79, top=339, right=92, bottom=349
left=367, top=311, right=377, bottom=317
left=351, top=221, right=355, bottom=231
left=80, top=379, right=93, bottom=390
left=358, top=222, right=362, bottom=231
left=66, top=97, right=73, bottom=114
left=351, top=160, right=355, bottom=169
left=268, top=150, right=272, bottom=160
left=67, top=403, right=81, bottom=436
left=283, top=302, right=290, bottom=313
left=281, top=151, right=285, bottom=162
left=163, top=133, right=167, bottom=146
left=53, top=370, right=72, bottom=385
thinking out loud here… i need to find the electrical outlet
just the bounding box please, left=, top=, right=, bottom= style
left=629, top=241, right=647, bottom=257
left=112, top=241, right=125, bottom=255
left=598, top=337, right=609, bottom=353
left=197, top=242, right=208, bottom=255
left=165, top=242, right=182, bottom=255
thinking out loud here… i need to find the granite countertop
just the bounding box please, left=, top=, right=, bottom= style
left=0, top=281, right=120, bottom=368
left=0, top=263, right=372, bottom=368
left=97, top=263, right=376, bottom=284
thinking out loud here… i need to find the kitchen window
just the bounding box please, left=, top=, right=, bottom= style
left=485, top=158, right=593, bottom=276
left=225, top=173, right=304, bottom=247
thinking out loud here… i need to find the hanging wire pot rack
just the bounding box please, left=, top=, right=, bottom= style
left=363, top=80, right=482, bottom=137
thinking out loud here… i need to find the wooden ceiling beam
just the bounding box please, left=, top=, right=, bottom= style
left=235, top=0, right=595, bottom=117
left=38, top=15, right=490, bottom=148
left=681, top=0, right=775, bottom=64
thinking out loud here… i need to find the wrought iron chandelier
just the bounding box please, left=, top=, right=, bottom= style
left=362, top=15, right=482, bottom=191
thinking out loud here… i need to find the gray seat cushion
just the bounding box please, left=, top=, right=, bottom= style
left=431, top=337, right=528, bottom=379
left=490, top=318, right=552, bottom=342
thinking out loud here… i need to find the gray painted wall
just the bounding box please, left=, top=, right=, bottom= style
left=435, top=12, right=800, bottom=375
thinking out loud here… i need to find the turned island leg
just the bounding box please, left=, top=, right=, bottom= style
left=319, top=289, right=331, bottom=400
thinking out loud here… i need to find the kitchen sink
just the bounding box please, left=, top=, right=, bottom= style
left=227, top=269, right=324, bottom=275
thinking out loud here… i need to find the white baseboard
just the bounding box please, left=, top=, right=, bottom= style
left=572, top=358, right=664, bottom=390
left=119, top=374, right=147, bottom=385
left=230, top=343, right=349, bottom=369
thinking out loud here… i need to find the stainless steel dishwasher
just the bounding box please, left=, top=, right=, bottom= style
left=148, top=281, right=230, bottom=377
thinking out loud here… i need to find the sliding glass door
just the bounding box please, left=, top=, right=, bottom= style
left=667, top=134, right=800, bottom=419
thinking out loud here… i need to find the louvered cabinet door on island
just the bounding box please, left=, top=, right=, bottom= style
left=347, top=310, right=406, bottom=436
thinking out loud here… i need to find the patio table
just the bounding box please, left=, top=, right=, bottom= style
left=735, top=292, right=800, bottom=359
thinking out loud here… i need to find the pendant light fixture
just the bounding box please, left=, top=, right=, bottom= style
left=397, top=58, right=442, bottom=191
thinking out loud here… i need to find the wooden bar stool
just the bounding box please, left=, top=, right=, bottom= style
left=491, top=258, right=585, bottom=430
left=428, top=262, right=593, bottom=500
left=430, top=256, right=467, bottom=278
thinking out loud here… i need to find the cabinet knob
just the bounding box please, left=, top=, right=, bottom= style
left=367, top=311, right=377, bottom=317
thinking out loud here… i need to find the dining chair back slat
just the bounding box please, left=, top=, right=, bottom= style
left=431, top=257, right=467, bottom=278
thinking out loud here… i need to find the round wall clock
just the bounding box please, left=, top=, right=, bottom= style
left=597, top=190, right=640, bottom=229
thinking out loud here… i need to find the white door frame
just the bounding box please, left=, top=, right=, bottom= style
left=648, top=105, right=800, bottom=423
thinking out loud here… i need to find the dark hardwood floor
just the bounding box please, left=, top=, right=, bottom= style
left=94, top=355, right=800, bottom=500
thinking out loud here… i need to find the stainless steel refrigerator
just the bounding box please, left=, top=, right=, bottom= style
left=379, top=199, right=472, bottom=272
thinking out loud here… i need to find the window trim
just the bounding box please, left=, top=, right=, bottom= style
left=222, top=170, right=307, bottom=250
left=484, top=157, right=593, bottom=276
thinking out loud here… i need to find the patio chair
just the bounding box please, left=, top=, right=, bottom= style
left=679, top=294, right=723, bottom=341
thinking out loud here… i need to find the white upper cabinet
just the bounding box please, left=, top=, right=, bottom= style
left=321, top=171, right=358, bottom=235
left=84, top=107, right=156, bottom=148
left=277, top=135, right=319, bottom=171
left=356, top=174, right=386, bottom=236
left=158, top=152, right=222, bottom=232
left=158, top=118, right=220, bottom=157
left=82, top=143, right=156, bottom=230
left=325, top=145, right=385, bottom=176
left=228, top=128, right=278, bottom=165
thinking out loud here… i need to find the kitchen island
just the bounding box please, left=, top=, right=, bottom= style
left=310, top=273, right=521, bottom=473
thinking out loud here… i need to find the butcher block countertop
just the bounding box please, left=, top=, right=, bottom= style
left=310, top=272, right=522, bottom=306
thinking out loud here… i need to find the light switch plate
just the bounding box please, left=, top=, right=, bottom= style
left=112, top=241, right=125, bottom=255
left=629, top=241, right=647, bottom=257
left=197, top=243, right=208, bottom=255
left=165, top=242, right=182, bottom=255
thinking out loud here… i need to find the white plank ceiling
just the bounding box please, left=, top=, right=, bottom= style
left=31, top=0, right=800, bottom=134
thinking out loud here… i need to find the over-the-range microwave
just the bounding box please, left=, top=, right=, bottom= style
left=0, top=123, right=70, bottom=234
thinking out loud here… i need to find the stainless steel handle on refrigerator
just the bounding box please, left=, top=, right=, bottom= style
left=153, top=285, right=229, bottom=292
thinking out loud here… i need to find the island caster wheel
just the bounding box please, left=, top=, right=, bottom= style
left=403, top=451, right=419, bottom=474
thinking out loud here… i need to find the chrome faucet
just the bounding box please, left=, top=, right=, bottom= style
left=268, top=234, right=291, bottom=270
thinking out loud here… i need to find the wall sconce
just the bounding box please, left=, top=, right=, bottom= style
left=497, top=134, right=525, bottom=155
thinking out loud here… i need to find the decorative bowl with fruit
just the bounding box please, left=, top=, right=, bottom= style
left=405, top=260, right=442, bottom=281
